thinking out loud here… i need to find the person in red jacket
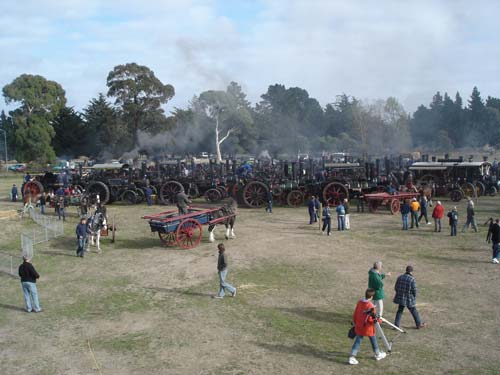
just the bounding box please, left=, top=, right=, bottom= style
left=348, top=289, right=386, bottom=365
left=432, top=200, right=445, bottom=232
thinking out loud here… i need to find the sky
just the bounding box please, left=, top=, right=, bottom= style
left=1, top=0, right=500, bottom=114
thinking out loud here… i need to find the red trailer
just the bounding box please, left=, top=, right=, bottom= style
left=363, top=192, right=420, bottom=214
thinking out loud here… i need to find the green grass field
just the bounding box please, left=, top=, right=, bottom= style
left=1, top=173, right=500, bottom=374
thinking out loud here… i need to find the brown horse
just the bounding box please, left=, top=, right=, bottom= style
left=208, top=198, right=237, bottom=242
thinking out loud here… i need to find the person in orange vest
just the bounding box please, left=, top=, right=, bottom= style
left=348, top=289, right=386, bottom=365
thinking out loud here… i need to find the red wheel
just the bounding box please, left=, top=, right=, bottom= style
left=23, top=181, right=44, bottom=202
left=158, top=231, right=176, bottom=246
left=286, top=190, right=304, bottom=207
left=242, top=181, right=268, bottom=208
left=176, top=219, right=202, bottom=249
left=322, top=182, right=348, bottom=206
left=390, top=199, right=400, bottom=214
left=159, top=181, right=184, bottom=204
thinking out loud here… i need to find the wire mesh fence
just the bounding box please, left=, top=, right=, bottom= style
left=0, top=251, right=16, bottom=276
left=20, top=207, right=64, bottom=259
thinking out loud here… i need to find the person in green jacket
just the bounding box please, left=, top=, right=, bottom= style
left=368, top=261, right=391, bottom=317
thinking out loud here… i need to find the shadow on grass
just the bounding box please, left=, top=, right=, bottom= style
left=143, top=286, right=213, bottom=297
left=39, top=250, right=75, bottom=257
left=113, top=238, right=166, bottom=250
left=0, top=303, right=25, bottom=312
left=278, top=307, right=351, bottom=324
left=255, top=342, right=347, bottom=364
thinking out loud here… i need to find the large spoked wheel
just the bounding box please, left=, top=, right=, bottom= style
left=322, top=182, right=348, bottom=206
left=176, top=219, right=202, bottom=249
left=121, top=189, right=138, bottom=204
left=86, top=181, right=111, bottom=204
left=23, top=181, right=44, bottom=202
left=449, top=189, right=464, bottom=202
left=160, top=181, right=184, bottom=205
left=390, top=198, right=400, bottom=214
left=461, top=182, right=476, bottom=198
left=487, top=186, right=497, bottom=196
left=242, top=181, right=268, bottom=208
left=204, top=188, right=222, bottom=203
left=474, top=181, right=485, bottom=197
left=159, top=231, right=177, bottom=246
left=216, top=186, right=228, bottom=199
left=286, top=190, right=305, bottom=207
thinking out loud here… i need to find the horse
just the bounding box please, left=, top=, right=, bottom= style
left=208, top=198, right=237, bottom=243
left=86, top=207, right=107, bottom=253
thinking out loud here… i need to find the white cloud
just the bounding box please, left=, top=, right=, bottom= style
left=1, top=0, right=500, bottom=114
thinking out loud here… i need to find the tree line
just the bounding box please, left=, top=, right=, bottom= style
left=1, top=62, right=499, bottom=163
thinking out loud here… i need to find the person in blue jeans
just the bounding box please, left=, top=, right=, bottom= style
left=214, top=243, right=236, bottom=299
left=400, top=200, right=410, bottom=230
left=336, top=202, right=346, bottom=231
left=393, top=265, right=426, bottom=329
left=18, top=257, right=42, bottom=313
left=76, top=218, right=87, bottom=258
left=145, top=186, right=153, bottom=206
left=447, top=207, right=458, bottom=236
left=265, top=188, right=273, bottom=214
left=322, top=203, right=332, bottom=236
left=307, top=196, right=317, bottom=224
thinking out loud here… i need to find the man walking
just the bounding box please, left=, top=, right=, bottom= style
left=76, top=218, right=87, bottom=258
left=11, top=184, right=18, bottom=202
left=214, top=243, right=236, bottom=299
left=393, top=265, right=426, bottom=329
left=265, top=187, right=273, bottom=214
left=18, top=256, right=42, bottom=313
left=400, top=199, right=410, bottom=230
left=462, top=197, right=478, bottom=233
left=39, top=193, right=46, bottom=215
left=490, top=219, right=500, bottom=263
left=447, top=207, right=459, bottom=236
left=348, top=289, right=386, bottom=365
left=145, top=185, right=153, bottom=206
left=368, top=261, right=390, bottom=317
left=431, top=201, right=444, bottom=232
left=176, top=188, right=191, bottom=215
left=307, top=196, right=317, bottom=224
left=417, top=195, right=431, bottom=225
left=410, top=198, right=420, bottom=229
left=321, top=203, right=332, bottom=236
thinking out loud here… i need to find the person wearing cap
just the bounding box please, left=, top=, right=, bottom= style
left=431, top=201, right=445, bottom=232
left=18, top=256, right=42, bottom=313
left=176, top=188, right=191, bottom=215
left=447, top=206, right=459, bottom=236
left=393, top=265, right=426, bottom=329
left=409, top=197, right=420, bottom=229
left=462, top=197, right=478, bottom=233
left=213, top=243, right=236, bottom=299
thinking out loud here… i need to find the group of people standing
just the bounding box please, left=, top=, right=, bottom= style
left=307, top=196, right=350, bottom=236
left=400, top=195, right=478, bottom=236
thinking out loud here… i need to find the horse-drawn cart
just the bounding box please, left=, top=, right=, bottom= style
left=363, top=192, right=420, bottom=214
left=143, top=206, right=236, bottom=249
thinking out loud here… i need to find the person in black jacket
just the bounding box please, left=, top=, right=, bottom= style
left=213, top=243, right=236, bottom=299
left=490, top=219, right=500, bottom=263
left=76, top=218, right=87, bottom=258
left=18, top=257, right=42, bottom=312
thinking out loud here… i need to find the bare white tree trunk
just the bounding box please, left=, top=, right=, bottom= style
left=214, top=111, right=235, bottom=163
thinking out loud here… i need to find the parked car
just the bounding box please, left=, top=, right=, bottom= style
left=8, top=164, right=26, bottom=172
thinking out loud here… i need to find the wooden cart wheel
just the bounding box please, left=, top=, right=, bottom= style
left=159, top=180, right=184, bottom=205
left=158, top=231, right=177, bottom=246
left=322, top=182, right=348, bottom=206
left=449, top=189, right=464, bottom=202
left=286, top=190, right=305, bottom=207
left=204, top=188, right=222, bottom=203
left=368, top=200, right=380, bottom=213
left=242, top=181, right=268, bottom=208
left=176, top=219, right=203, bottom=249
left=390, top=198, right=400, bottom=215
left=23, top=180, right=44, bottom=202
